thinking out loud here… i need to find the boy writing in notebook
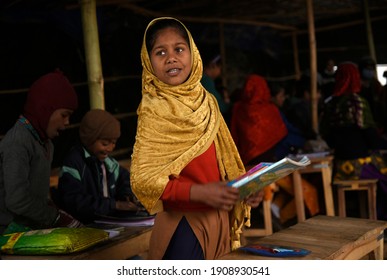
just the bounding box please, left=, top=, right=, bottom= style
left=53, top=109, right=143, bottom=224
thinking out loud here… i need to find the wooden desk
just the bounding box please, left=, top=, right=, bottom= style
left=2, top=226, right=152, bottom=260
left=220, top=215, right=387, bottom=260
left=293, top=155, right=334, bottom=222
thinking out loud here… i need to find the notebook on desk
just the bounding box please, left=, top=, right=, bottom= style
left=94, top=211, right=155, bottom=227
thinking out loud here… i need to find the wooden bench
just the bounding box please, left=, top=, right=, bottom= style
left=292, top=155, right=335, bottom=222
left=334, top=179, right=378, bottom=220
left=220, top=215, right=387, bottom=260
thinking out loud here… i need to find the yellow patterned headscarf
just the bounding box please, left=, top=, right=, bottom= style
left=130, top=17, right=250, bottom=250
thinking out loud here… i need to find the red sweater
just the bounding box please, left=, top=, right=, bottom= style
left=161, top=143, right=221, bottom=211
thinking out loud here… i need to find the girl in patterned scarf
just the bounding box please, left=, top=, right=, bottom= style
left=130, top=17, right=263, bottom=259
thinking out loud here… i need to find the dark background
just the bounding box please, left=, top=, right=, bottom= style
left=1, top=1, right=387, bottom=167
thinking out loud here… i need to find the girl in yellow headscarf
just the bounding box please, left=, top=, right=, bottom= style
left=130, top=17, right=264, bottom=260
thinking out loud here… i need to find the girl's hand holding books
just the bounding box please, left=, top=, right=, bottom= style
left=244, top=190, right=264, bottom=208
left=190, top=181, right=239, bottom=211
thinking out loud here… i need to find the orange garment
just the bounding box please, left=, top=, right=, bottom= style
left=263, top=184, right=275, bottom=201
left=272, top=175, right=320, bottom=224
left=230, top=74, right=287, bottom=165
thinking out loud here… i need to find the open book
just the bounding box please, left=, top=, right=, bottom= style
left=228, top=156, right=311, bottom=199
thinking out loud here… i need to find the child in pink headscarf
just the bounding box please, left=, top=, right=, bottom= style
left=0, top=69, right=82, bottom=234
left=320, top=62, right=387, bottom=220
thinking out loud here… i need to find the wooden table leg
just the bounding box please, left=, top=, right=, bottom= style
left=373, top=237, right=384, bottom=260
left=321, top=162, right=335, bottom=216
left=292, top=170, right=305, bottom=222
left=368, top=183, right=377, bottom=220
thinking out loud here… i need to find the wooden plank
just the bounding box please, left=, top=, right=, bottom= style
left=76, top=227, right=152, bottom=260
left=220, top=216, right=387, bottom=260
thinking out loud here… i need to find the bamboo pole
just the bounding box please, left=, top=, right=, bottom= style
left=363, top=0, right=377, bottom=63
left=80, top=0, right=105, bottom=109
left=306, top=0, right=318, bottom=134
left=219, top=23, right=228, bottom=88
left=292, top=32, right=301, bottom=80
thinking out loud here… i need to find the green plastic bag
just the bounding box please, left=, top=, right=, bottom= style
left=0, top=227, right=109, bottom=255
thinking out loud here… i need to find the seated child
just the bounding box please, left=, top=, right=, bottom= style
left=0, top=69, right=82, bottom=235
left=53, top=109, right=143, bottom=224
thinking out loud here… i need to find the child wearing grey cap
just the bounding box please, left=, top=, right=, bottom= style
left=53, top=109, right=144, bottom=224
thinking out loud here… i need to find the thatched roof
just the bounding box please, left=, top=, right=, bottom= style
left=2, top=0, right=387, bottom=31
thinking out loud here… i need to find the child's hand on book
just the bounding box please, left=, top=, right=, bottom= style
left=115, top=200, right=139, bottom=211
left=190, top=182, right=239, bottom=211
left=244, top=190, right=264, bottom=208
